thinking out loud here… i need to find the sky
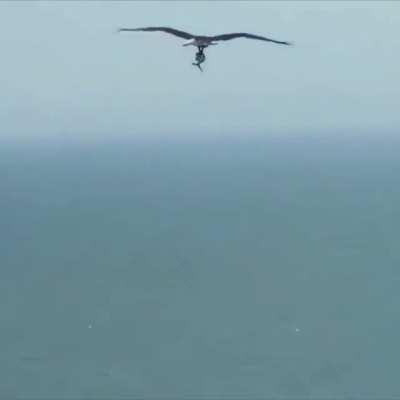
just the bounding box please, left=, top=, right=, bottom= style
left=0, top=1, right=399, bottom=142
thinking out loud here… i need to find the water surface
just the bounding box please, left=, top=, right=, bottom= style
left=1, top=132, right=400, bottom=398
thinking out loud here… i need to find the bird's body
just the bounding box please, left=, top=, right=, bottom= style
left=182, top=38, right=219, bottom=48
left=118, top=26, right=291, bottom=70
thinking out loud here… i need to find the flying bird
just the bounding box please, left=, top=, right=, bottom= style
left=118, top=26, right=291, bottom=71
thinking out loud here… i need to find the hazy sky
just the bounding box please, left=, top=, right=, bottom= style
left=1, top=1, right=399, bottom=141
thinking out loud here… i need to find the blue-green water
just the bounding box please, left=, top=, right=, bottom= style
left=1, top=133, right=400, bottom=398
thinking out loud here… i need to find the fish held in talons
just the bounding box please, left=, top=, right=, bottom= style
left=192, top=48, right=206, bottom=71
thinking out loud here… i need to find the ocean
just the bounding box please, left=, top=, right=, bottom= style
left=1, top=132, right=400, bottom=398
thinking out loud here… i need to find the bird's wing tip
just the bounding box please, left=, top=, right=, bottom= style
left=117, top=28, right=138, bottom=33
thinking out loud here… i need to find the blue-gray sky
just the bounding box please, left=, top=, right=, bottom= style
left=1, top=1, right=399, bottom=141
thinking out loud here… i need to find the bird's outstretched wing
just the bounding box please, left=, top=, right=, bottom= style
left=210, top=32, right=291, bottom=45
left=118, top=26, right=195, bottom=40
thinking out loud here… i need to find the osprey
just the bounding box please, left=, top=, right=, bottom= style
left=118, top=26, right=291, bottom=71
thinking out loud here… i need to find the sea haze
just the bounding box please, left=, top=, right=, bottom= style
left=1, top=132, right=400, bottom=397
